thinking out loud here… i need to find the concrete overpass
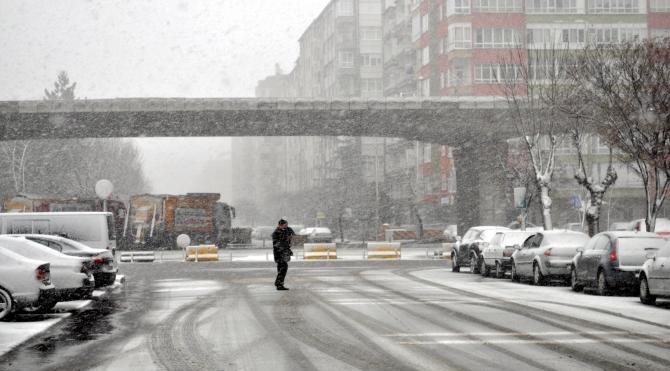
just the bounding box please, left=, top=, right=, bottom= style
left=0, top=97, right=519, bottom=232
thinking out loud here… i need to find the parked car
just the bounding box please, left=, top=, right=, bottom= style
left=252, top=226, right=275, bottom=241
left=0, top=247, right=55, bottom=319
left=630, top=218, right=670, bottom=238
left=299, top=227, right=334, bottom=243
left=511, top=230, right=590, bottom=285
left=452, top=226, right=509, bottom=273
left=0, top=212, right=117, bottom=255
left=16, top=234, right=117, bottom=287
left=571, top=232, right=667, bottom=295
left=0, top=236, right=94, bottom=308
left=608, top=222, right=631, bottom=231
left=639, top=242, right=670, bottom=305
left=481, top=230, right=535, bottom=278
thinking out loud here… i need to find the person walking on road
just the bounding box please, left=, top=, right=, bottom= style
left=272, top=219, right=294, bottom=290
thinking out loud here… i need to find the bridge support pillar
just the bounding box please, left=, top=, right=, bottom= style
left=454, top=140, right=512, bottom=235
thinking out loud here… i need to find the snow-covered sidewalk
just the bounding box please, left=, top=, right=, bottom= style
left=0, top=275, right=126, bottom=357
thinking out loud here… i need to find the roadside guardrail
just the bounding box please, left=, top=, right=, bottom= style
left=119, top=251, right=155, bottom=263
left=366, top=242, right=401, bottom=260
left=185, top=245, right=219, bottom=262
left=303, top=243, right=337, bottom=260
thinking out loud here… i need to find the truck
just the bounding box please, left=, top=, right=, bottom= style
left=126, top=193, right=239, bottom=249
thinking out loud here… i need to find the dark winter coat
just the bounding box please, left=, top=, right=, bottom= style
left=272, top=227, right=294, bottom=263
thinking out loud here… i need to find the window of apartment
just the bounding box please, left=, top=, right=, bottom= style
left=337, top=0, right=354, bottom=16
left=447, top=59, right=470, bottom=86
left=651, top=28, right=670, bottom=38
left=420, top=78, right=431, bottom=96
left=339, top=51, right=354, bottom=67
left=422, top=46, right=430, bottom=65
left=474, top=63, right=520, bottom=83
left=362, top=53, right=382, bottom=67
left=361, top=27, right=382, bottom=40
left=587, top=26, right=646, bottom=44
left=562, top=28, right=586, bottom=44
left=361, top=79, right=383, bottom=95
left=527, top=28, right=555, bottom=45
left=359, top=1, right=381, bottom=14
left=472, top=0, right=523, bottom=12
left=474, top=28, right=519, bottom=48
left=421, top=13, right=430, bottom=34
left=588, top=0, right=641, bottom=13
left=446, top=0, right=472, bottom=16
left=651, top=0, right=670, bottom=11
left=412, top=13, right=421, bottom=41
left=448, top=23, right=472, bottom=50
left=526, top=0, right=578, bottom=13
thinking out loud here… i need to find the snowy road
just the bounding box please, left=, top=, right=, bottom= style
left=1, top=260, right=670, bottom=370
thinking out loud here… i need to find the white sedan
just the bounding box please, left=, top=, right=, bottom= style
left=639, top=242, right=670, bottom=305
left=0, top=236, right=94, bottom=309
left=0, top=247, right=56, bottom=319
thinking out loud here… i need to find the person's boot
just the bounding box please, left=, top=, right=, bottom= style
left=276, top=286, right=289, bottom=291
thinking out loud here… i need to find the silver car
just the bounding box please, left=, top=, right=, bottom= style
left=481, top=230, right=535, bottom=278
left=511, top=230, right=590, bottom=285
left=639, top=242, right=670, bottom=305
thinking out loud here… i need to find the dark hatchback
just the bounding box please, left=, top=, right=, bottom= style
left=570, top=231, right=667, bottom=295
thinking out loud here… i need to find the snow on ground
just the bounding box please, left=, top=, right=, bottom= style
left=412, top=269, right=670, bottom=332
left=0, top=275, right=126, bottom=357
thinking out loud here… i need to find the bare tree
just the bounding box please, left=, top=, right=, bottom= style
left=499, top=46, right=570, bottom=230
left=572, top=39, right=670, bottom=232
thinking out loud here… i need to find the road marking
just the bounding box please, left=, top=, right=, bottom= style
left=385, top=331, right=652, bottom=337
left=399, top=338, right=670, bottom=345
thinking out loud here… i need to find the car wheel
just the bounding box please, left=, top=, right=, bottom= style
left=533, top=263, right=545, bottom=286
left=511, top=261, right=520, bottom=282
left=570, top=268, right=583, bottom=292
left=595, top=270, right=610, bottom=296
left=495, top=262, right=504, bottom=279
left=471, top=255, right=481, bottom=274
left=639, top=276, right=656, bottom=305
left=20, top=299, right=57, bottom=314
left=0, top=287, right=13, bottom=321
left=451, top=253, right=460, bottom=273
left=480, top=258, right=490, bottom=277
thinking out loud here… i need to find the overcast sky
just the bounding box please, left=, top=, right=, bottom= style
left=0, top=0, right=329, bottom=200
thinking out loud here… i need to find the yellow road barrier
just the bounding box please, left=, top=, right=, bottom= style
left=367, top=242, right=401, bottom=260
left=185, top=245, right=219, bottom=262
left=303, top=243, right=337, bottom=260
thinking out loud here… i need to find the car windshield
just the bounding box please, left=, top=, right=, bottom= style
left=503, top=232, right=533, bottom=246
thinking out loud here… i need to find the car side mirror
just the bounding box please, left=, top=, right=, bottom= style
left=513, top=244, right=521, bottom=250
left=645, top=252, right=656, bottom=260
left=456, top=236, right=462, bottom=242
left=576, top=247, right=584, bottom=253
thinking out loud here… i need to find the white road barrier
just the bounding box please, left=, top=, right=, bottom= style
left=119, top=251, right=155, bottom=263
left=367, top=242, right=401, bottom=260
left=303, top=243, right=337, bottom=260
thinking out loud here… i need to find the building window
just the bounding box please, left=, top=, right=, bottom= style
left=422, top=46, right=430, bottom=65
left=361, top=27, right=382, bottom=40
left=421, top=13, right=430, bottom=34
left=339, top=51, right=354, bottom=67
left=446, top=0, right=472, bottom=16
left=651, top=29, right=670, bottom=38
left=562, top=28, right=586, bottom=44
left=337, top=0, right=354, bottom=16
left=420, top=78, right=431, bottom=96
left=361, top=79, right=383, bottom=95
left=412, top=13, right=421, bottom=41
left=588, top=0, right=641, bottom=13
left=526, top=0, right=578, bottom=13
left=472, top=0, right=523, bottom=12
left=474, top=28, right=520, bottom=48
left=362, top=53, right=382, bottom=67
left=447, top=59, right=470, bottom=86
left=651, top=0, right=670, bottom=11
left=527, top=28, right=555, bottom=45
left=448, top=23, right=472, bottom=50
left=474, top=64, right=520, bottom=83
left=359, top=1, right=381, bottom=14
left=587, top=26, right=646, bottom=44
